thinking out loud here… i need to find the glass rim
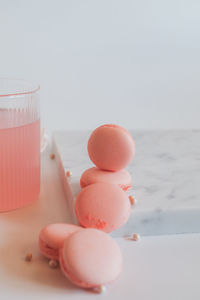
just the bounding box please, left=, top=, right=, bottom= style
left=0, top=78, right=40, bottom=98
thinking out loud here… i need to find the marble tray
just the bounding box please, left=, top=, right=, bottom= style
left=53, top=130, right=200, bottom=236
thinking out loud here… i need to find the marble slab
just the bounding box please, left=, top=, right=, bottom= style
left=53, top=130, right=200, bottom=236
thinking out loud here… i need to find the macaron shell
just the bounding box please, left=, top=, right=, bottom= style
left=59, top=229, right=122, bottom=288
left=80, top=167, right=132, bottom=191
left=39, top=223, right=83, bottom=259
left=75, top=182, right=131, bottom=233
left=39, top=239, right=59, bottom=261
left=87, top=124, right=135, bottom=171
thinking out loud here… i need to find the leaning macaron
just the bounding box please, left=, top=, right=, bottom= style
left=59, top=228, right=122, bottom=289
left=75, top=182, right=131, bottom=233
left=87, top=124, right=135, bottom=171
left=39, top=223, right=83, bottom=260
left=80, top=167, right=132, bottom=191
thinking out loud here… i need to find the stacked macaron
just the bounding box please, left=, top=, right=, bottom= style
left=38, top=124, right=135, bottom=291
left=76, top=124, right=135, bottom=233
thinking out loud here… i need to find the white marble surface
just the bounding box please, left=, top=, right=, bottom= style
left=53, top=130, right=200, bottom=236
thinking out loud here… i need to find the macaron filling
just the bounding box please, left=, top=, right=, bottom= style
left=80, top=167, right=132, bottom=191
left=80, top=178, right=131, bottom=190
left=39, top=238, right=59, bottom=259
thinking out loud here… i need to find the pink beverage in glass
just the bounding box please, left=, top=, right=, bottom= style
left=0, top=79, right=40, bottom=212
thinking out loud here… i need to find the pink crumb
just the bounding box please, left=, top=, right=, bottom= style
left=129, top=195, right=135, bottom=205
left=132, top=233, right=140, bottom=241
left=66, top=170, right=72, bottom=177
left=96, top=219, right=107, bottom=229
left=25, top=253, right=32, bottom=262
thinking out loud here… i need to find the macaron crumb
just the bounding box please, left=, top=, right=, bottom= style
left=129, top=195, right=137, bottom=206
left=96, top=219, right=107, bottom=230
left=25, top=253, right=32, bottom=262
left=66, top=170, right=72, bottom=177
left=49, top=259, right=59, bottom=269
left=92, top=286, right=106, bottom=294
left=132, top=233, right=141, bottom=241
left=50, top=153, right=55, bottom=160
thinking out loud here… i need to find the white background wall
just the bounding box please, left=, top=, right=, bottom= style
left=0, top=0, right=200, bottom=131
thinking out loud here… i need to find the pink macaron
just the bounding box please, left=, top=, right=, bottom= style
left=39, top=223, right=83, bottom=260
left=87, top=124, right=135, bottom=171
left=75, top=182, right=131, bottom=233
left=59, top=228, right=122, bottom=289
left=80, top=167, right=132, bottom=191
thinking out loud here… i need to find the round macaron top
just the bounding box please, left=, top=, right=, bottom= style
left=80, top=167, right=132, bottom=191
left=39, top=223, right=82, bottom=250
left=60, top=228, right=122, bottom=288
left=87, top=124, right=135, bottom=171
left=75, top=182, right=131, bottom=233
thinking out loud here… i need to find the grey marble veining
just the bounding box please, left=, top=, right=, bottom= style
left=53, top=130, right=200, bottom=236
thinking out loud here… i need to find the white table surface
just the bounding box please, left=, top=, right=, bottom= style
left=0, top=145, right=199, bottom=300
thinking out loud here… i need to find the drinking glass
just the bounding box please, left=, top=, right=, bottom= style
left=0, top=78, right=40, bottom=212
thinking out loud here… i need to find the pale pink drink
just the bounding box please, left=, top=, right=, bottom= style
left=0, top=79, right=40, bottom=212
